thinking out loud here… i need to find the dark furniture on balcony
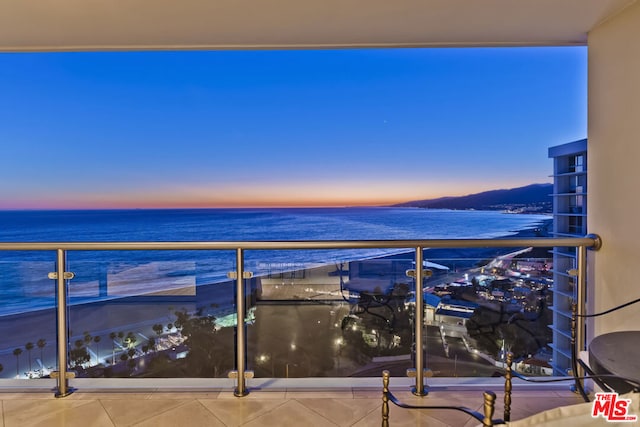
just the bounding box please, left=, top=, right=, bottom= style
left=587, top=331, right=640, bottom=394
left=573, top=298, right=640, bottom=397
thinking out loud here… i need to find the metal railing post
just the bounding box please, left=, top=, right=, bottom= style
left=575, top=245, right=587, bottom=377
left=413, top=246, right=427, bottom=396
left=55, top=249, right=73, bottom=397
left=234, top=248, right=248, bottom=397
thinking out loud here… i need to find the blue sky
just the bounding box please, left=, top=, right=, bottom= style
left=0, top=47, right=587, bottom=209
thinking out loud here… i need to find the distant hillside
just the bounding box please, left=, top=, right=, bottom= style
left=394, top=183, right=553, bottom=213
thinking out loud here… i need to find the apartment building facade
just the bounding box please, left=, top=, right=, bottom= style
left=548, top=139, right=588, bottom=375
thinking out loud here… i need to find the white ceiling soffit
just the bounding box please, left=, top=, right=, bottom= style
left=0, top=0, right=636, bottom=52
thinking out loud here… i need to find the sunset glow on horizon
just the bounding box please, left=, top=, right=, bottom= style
left=0, top=48, right=585, bottom=210
left=0, top=179, right=548, bottom=210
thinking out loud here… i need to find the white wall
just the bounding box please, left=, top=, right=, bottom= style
left=588, top=1, right=640, bottom=337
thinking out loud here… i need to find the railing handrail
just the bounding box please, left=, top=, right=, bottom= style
left=0, top=235, right=601, bottom=251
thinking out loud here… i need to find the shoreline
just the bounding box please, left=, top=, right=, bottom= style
left=376, top=217, right=552, bottom=260
left=0, top=218, right=553, bottom=323
left=0, top=219, right=552, bottom=378
left=0, top=217, right=552, bottom=320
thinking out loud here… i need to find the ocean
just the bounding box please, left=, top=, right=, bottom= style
left=0, top=208, right=549, bottom=316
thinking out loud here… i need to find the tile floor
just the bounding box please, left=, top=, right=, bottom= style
left=0, top=386, right=586, bottom=426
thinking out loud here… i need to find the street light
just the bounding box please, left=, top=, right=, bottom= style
left=257, top=353, right=274, bottom=377
left=334, top=337, right=345, bottom=375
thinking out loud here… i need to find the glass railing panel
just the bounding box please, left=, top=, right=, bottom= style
left=245, top=246, right=556, bottom=379
left=423, top=250, right=554, bottom=377
left=66, top=250, right=236, bottom=378
left=0, top=257, right=57, bottom=379
left=246, top=249, right=416, bottom=378
left=0, top=241, right=566, bottom=386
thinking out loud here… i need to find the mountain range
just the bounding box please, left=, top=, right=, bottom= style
left=393, top=183, right=553, bottom=213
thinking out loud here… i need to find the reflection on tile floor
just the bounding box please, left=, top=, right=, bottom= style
left=0, top=388, right=586, bottom=426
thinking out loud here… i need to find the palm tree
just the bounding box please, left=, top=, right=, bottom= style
left=117, top=331, right=125, bottom=354
left=70, top=339, right=89, bottom=368
left=25, top=342, right=34, bottom=372
left=148, top=336, right=157, bottom=352
left=83, top=332, right=92, bottom=346
left=124, top=332, right=137, bottom=349
left=153, top=323, right=163, bottom=337
left=109, top=332, right=117, bottom=364
left=83, top=332, right=92, bottom=361
left=13, top=348, right=22, bottom=377
left=36, top=339, right=46, bottom=367
left=93, top=335, right=101, bottom=364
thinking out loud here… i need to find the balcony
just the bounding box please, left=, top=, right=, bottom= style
left=2, top=0, right=640, bottom=425
left=0, top=236, right=600, bottom=425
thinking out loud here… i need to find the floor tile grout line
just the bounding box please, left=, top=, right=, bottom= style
left=191, top=399, right=231, bottom=427
left=125, top=398, right=195, bottom=427
left=97, top=399, right=118, bottom=427
left=3, top=398, right=103, bottom=427
left=348, top=399, right=382, bottom=427
left=290, top=398, right=340, bottom=427
left=237, top=399, right=292, bottom=427
left=197, top=396, right=290, bottom=427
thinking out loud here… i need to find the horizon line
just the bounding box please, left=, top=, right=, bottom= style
left=0, top=182, right=553, bottom=212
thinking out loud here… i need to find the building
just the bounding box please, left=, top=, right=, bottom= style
left=2, top=1, right=640, bottom=425
left=548, top=139, right=588, bottom=375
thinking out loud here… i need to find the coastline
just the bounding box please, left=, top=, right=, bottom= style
left=0, top=218, right=552, bottom=378
left=377, top=217, right=552, bottom=263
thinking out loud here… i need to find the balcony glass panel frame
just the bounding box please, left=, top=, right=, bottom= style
left=0, top=236, right=599, bottom=396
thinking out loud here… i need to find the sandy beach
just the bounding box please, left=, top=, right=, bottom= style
left=0, top=219, right=551, bottom=379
